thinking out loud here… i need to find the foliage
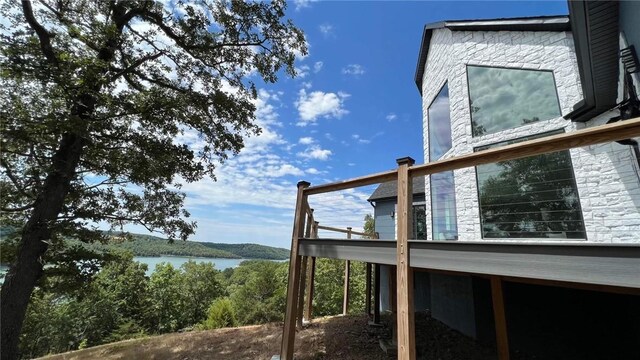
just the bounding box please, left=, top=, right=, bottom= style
left=0, top=0, right=306, bottom=356
left=312, top=259, right=367, bottom=317
left=199, top=298, right=237, bottom=330
left=363, top=214, right=375, bottom=239
left=227, top=260, right=288, bottom=325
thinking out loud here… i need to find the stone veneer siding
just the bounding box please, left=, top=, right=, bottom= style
left=421, top=28, right=640, bottom=243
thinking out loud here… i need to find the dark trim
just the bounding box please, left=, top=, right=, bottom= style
left=415, top=15, right=570, bottom=93
left=466, top=64, right=563, bottom=137
left=564, top=1, right=620, bottom=122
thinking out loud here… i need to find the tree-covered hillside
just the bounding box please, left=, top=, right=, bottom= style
left=200, top=243, right=290, bottom=260
left=72, top=233, right=290, bottom=260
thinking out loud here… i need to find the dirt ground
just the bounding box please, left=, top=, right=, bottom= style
left=38, top=313, right=515, bottom=360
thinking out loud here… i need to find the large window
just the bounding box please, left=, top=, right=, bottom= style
left=467, top=66, right=562, bottom=137
left=428, top=82, right=458, bottom=240
left=428, top=83, right=453, bottom=160
left=431, top=172, right=458, bottom=240
left=476, top=132, right=586, bottom=239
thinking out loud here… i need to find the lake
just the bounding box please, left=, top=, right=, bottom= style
left=0, top=257, right=286, bottom=283
left=134, top=256, right=265, bottom=275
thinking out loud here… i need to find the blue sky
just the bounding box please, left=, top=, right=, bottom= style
left=133, top=1, right=569, bottom=249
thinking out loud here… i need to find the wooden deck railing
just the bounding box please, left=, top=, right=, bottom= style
left=279, top=117, right=640, bottom=360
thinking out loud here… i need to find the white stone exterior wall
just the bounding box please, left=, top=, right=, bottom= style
left=421, top=28, right=640, bottom=243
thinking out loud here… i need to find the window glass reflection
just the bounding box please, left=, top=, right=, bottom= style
left=476, top=132, right=586, bottom=239
left=428, top=83, right=452, bottom=161
left=431, top=171, right=458, bottom=240
left=467, top=66, right=561, bottom=136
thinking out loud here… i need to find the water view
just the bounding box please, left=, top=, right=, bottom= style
left=135, top=256, right=257, bottom=275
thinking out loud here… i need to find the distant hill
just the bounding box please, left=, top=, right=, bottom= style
left=74, top=233, right=290, bottom=260
left=199, top=243, right=290, bottom=260
left=1, top=230, right=290, bottom=261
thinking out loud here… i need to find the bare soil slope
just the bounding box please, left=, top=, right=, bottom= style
left=38, top=313, right=512, bottom=360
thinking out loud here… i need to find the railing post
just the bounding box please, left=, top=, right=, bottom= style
left=365, top=262, right=372, bottom=317
left=297, top=210, right=313, bottom=329
left=396, top=157, right=416, bottom=360
left=304, top=221, right=319, bottom=321
left=280, top=181, right=310, bottom=360
left=342, top=227, right=352, bottom=316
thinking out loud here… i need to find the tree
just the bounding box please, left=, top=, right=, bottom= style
left=0, top=1, right=306, bottom=357
left=199, top=298, right=237, bottom=330
left=363, top=214, right=375, bottom=239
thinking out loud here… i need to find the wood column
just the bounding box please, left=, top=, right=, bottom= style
left=373, top=263, right=381, bottom=324
left=396, top=157, right=416, bottom=360
left=304, top=221, right=318, bottom=322
left=491, top=276, right=510, bottom=360
left=342, top=227, right=352, bottom=316
left=280, top=181, right=310, bottom=360
left=365, top=262, right=372, bottom=317
left=296, top=210, right=313, bottom=329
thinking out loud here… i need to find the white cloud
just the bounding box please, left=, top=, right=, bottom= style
left=351, top=134, right=370, bottom=144
left=342, top=64, right=366, bottom=76
left=386, top=113, right=397, bottom=121
left=299, top=137, right=315, bottom=145
left=295, top=89, right=349, bottom=126
left=301, top=81, right=313, bottom=89
left=297, top=145, right=332, bottom=161
left=295, top=64, right=310, bottom=78
left=314, top=61, right=324, bottom=73
left=319, top=24, right=334, bottom=37
left=306, top=167, right=322, bottom=175
left=294, top=0, right=317, bottom=11
left=246, top=164, right=304, bottom=178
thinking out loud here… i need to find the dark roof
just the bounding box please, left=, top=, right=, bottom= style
left=368, top=176, right=426, bottom=202
left=414, top=15, right=571, bottom=94
left=564, top=1, right=620, bottom=122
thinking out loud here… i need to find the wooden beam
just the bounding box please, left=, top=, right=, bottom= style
left=390, top=265, right=397, bottom=345
left=280, top=181, right=310, bottom=360
left=296, top=211, right=314, bottom=329
left=491, top=276, right=510, bottom=360
left=342, top=227, right=352, bottom=315
left=317, top=224, right=369, bottom=237
left=410, top=116, right=640, bottom=178
left=396, top=157, right=416, bottom=360
left=304, top=169, right=398, bottom=195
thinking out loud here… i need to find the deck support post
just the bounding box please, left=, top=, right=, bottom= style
left=304, top=221, right=318, bottom=322
left=280, top=181, right=310, bottom=360
left=372, top=263, right=381, bottom=324
left=491, top=276, right=510, bottom=360
left=396, top=157, right=416, bottom=360
left=342, top=228, right=352, bottom=315
left=365, top=262, right=372, bottom=317
left=296, top=211, right=313, bottom=329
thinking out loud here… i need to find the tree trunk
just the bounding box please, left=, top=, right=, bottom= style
left=0, top=133, right=87, bottom=360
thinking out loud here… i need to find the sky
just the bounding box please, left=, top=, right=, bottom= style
left=130, top=0, right=570, bottom=249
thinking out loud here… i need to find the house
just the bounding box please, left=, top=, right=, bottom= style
left=279, top=2, right=640, bottom=360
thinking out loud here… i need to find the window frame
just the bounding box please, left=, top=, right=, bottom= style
left=430, top=170, right=459, bottom=241
left=465, top=64, right=563, bottom=138
left=473, top=129, right=587, bottom=240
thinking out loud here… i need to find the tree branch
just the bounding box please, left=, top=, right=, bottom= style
left=21, top=0, right=59, bottom=66
left=1, top=158, right=34, bottom=199
left=109, top=52, right=163, bottom=82
left=1, top=203, right=35, bottom=212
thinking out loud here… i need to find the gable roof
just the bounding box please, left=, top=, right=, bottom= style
left=414, top=15, right=571, bottom=94
left=368, top=176, right=426, bottom=202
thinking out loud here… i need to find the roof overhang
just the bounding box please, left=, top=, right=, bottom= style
left=564, top=1, right=620, bottom=122
left=414, top=16, right=571, bottom=94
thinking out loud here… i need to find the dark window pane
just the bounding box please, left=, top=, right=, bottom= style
left=431, top=171, right=458, bottom=240
left=467, top=66, right=561, bottom=136
left=476, top=132, right=586, bottom=239
left=413, top=205, right=427, bottom=240
left=428, top=83, right=452, bottom=160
